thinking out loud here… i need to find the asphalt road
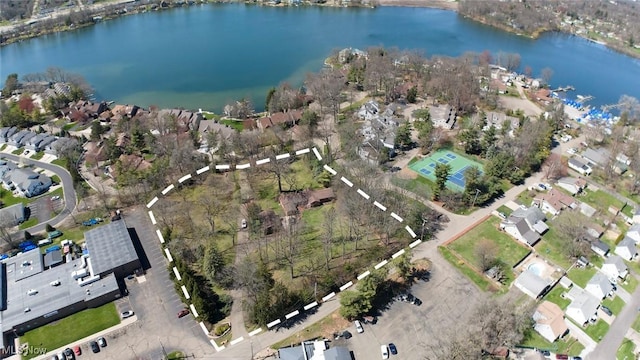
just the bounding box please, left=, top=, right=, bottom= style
left=0, top=153, right=76, bottom=233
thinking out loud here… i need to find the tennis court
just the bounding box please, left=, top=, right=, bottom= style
left=409, top=149, right=484, bottom=191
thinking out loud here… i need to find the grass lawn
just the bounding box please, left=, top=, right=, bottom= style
left=544, top=285, right=571, bottom=310
left=520, top=329, right=584, bottom=356
left=567, top=266, right=597, bottom=288
left=167, top=351, right=185, bottom=360
left=579, top=189, right=625, bottom=213
left=19, top=218, right=39, bottom=230
left=220, top=119, right=243, bottom=131
left=51, top=158, right=68, bottom=169
left=603, top=296, right=626, bottom=315
left=271, top=309, right=349, bottom=349
left=439, top=246, right=495, bottom=292
left=583, top=319, right=610, bottom=341
left=617, top=338, right=636, bottom=360
left=390, top=175, right=432, bottom=201
left=448, top=217, right=530, bottom=269
left=621, top=275, right=639, bottom=293
left=20, top=302, right=120, bottom=359
left=0, top=144, right=6, bottom=151
left=632, top=313, right=640, bottom=332
left=496, top=205, right=513, bottom=216
left=12, top=148, right=24, bottom=155
left=534, top=228, right=572, bottom=269
left=516, top=190, right=536, bottom=207
left=0, top=189, right=28, bottom=208
left=31, top=152, right=45, bottom=160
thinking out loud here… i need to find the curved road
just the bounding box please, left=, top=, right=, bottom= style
left=1, top=153, right=77, bottom=234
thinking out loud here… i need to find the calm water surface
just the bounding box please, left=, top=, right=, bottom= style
left=1, top=4, right=639, bottom=111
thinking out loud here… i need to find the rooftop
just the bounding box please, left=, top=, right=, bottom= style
left=84, top=221, right=138, bottom=276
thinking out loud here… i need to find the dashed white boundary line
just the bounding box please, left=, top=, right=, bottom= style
left=144, top=146, right=429, bottom=352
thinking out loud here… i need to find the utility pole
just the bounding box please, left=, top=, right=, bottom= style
left=472, top=188, right=481, bottom=208
left=420, top=216, right=428, bottom=241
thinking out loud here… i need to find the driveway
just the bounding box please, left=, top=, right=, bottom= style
left=69, top=207, right=213, bottom=359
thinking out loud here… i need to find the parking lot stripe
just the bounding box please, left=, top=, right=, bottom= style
left=148, top=211, right=157, bottom=225
left=256, top=158, right=271, bottom=165
left=323, top=165, right=337, bottom=175
left=196, top=165, right=210, bottom=175
left=190, top=304, right=199, bottom=318
left=199, top=321, right=208, bottom=334
left=215, top=164, right=230, bottom=170
left=181, top=285, right=190, bottom=299
left=146, top=196, right=158, bottom=208
left=322, top=292, right=336, bottom=301
left=391, top=212, right=403, bottom=222
left=340, top=177, right=354, bottom=187
left=356, top=189, right=370, bottom=200
left=172, top=267, right=182, bottom=281
left=164, top=248, right=173, bottom=262
left=276, top=153, right=291, bottom=160
left=357, top=271, right=370, bottom=280
left=409, top=239, right=422, bottom=248
left=374, top=260, right=388, bottom=270
left=405, top=225, right=417, bottom=238
left=392, top=249, right=405, bottom=259
left=303, top=301, right=318, bottom=310
left=161, top=184, right=175, bottom=195
left=236, top=163, right=250, bottom=169
left=267, top=319, right=282, bottom=328
left=178, top=174, right=192, bottom=183
left=230, top=337, right=244, bottom=346
left=249, top=328, right=263, bottom=336
left=373, top=201, right=387, bottom=211
left=156, top=229, right=165, bottom=244
left=339, top=281, right=353, bottom=291
left=285, top=310, right=299, bottom=319
left=312, top=147, right=323, bottom=160
left=295, top=148, right=310, bottom=155
left=210, top=339, right=225, bottom=351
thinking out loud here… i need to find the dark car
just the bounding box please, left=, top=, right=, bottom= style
left=601, top=306, right=613, bottom=316
left=412, top=298, right=422, bottom=306
left=388, top=343, right=397, bottom=355
left=178, top=309, right=190, bottom=318
left=342, top=330, right=352, bottom=339
left=63, top=348, right=74, bottom=360
left=90, top=341, right=100, bottom=353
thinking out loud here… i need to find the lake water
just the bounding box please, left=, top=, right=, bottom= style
left=1, top=4, right=639, bottom=112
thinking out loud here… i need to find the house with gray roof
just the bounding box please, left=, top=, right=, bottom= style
left=514, top=270, right=551, bottom=299
left=582, top=148, right=611, bottom=168
left=8, top=130, right=30, bottom=147
left=615, top=236, right=638, bottom=261
left=590, top=240, right=610, bottom=257
left=0, top=161, right=16, bottom=179
left=585, top=273, right=614, bottom=299
left=565, top=287, right=600, bottom=325
left=0, top=203, right=25, bottom=225
left=601, top=255, right=628, bottom=283
left=44, top=137, right=76, bottom=156
left=0, top=127, right=18, bottom=143
left=277, top=340, right=350, bottom=360
left=24, top=133, right=55, bottom=151
left=1, top=168, right=52, bottom=198
left=500, top=206, right=547, bottom=246
left=17, top=131, right=36, bottom=147
left=568, top=158, right=592, bottom=176
left=37, top=136, right=57, bottom=152
left=626, top=224, right=640, bottom=244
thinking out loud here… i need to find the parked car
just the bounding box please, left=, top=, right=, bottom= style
left=58, top=352, right=66, bottom=360
left=73, top=346, right=81, bottom=356
left=412, top=298, right=422, bottom=306
left=90, top=341, right=100, bottom=353
left=380, top=345, right=389, bottom=359
left=601, top=306, right=613, bottom=316
left=540, top=350, right=551, bottom=358
left=50, top=355, right=59, bottom=360
left=97, top=337, right=107, bottom=347
left=354, top=320, right=364, bottom=333
left=82, top=218, right=99, bottom=226
left=555, top=354, right=569, bottom=360
left=63, top=348, right=74, bottom=359
left=48, top=230, right=63, bottom=239
left=51, top=195, right=60, bottom=201
left=121, top=310, right=134, bottom=319
left=241, top=219, right=247, bottom=229
left=177, top=309, right=190, bottom=318
left=388, top=343, right=397, bottom=355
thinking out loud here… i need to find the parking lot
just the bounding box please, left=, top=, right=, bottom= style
left=61, top=207, right=213, bottom=359
left=333, top=252, right=488, bottom=360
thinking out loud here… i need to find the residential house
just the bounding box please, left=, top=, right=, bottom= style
left=586, top=224, right=604, bottom=239
left=601, top=255, right=629, bottom=283
left=585, top=273, right=614, bottom=299
left=24, top=133, right=49, bottom=151
left=533, top=301, right=569, bottom=343
left=44, top=137, right=76, bottom=156
left=565, top=287, right=600, bottom=325
left=617, top=153, right=631, bottom=166
left=483, top=111, right=519, bottom=135
left=633, top=208, right=640, bottom=225
left=0, top=161, right=17, bottom=179
left=626, top=224, right=640, bottom=244
left=500, top=206, right=547, bottom=246
left=306, top=188, right=335, bottom=208
left=279, top=192, right=306, bottom=217
left=429, top=104, right=456, bottom=129
left=582, top=148, right=622, bottom=173
left=256, top=110, right=302, bottom=131
left=513, top=271, right=551, bottom=299
left=535, top=88, right=553, bottom=104
left=568, top=158, right=593, bottom=176
left=197, top=120, right=235, bottom=153
left=615, top=236, right=638, bottom=260
left=0, top=203, right=26, bottom=225
left=110, top=154, right=152, bottom=179
left=555, top=177, right=587, bottom=195
left=590, top=240, right=610, bottom=257
left=8, top=130, right=31, bottom=147
left=533, top=189, right=578, bottom=216
left=2, top=168, right=52, bottom=198
left=0, top=127, right=18, bottom=143
left=579, top=202, right=597, bottom=218
left=357, top=100, right=380, bottom=121
left=278, top=340, right=350, bottom=360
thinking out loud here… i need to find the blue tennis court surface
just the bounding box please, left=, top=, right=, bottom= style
left=408, top=149, right=484, bottom=191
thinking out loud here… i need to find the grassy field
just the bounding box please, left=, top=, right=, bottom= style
left=496, top=205, right=513, bottom=216
left=617, top=338, right=636, bottom=360
left=566, top=266, right=597, bottom=288
left=31, top=151, right=45, bottom=160
left=579, top=189, right=626, bottom=213
left=439, top=246, right=495, bottom=292
left=51, top=158, right=68, bottom=168
left=543, top=285, right=571, bottom=310
left=271, top=309, right=349, bottom=349
left=520, top=329, right=584, bottom=356
left=12, top=148, right=24, bottom=155
left=20, top=302, right=120, bottom=359
left=447, top=217, right=530, bottom=269
left=622, top=275, right=639, bottom=293
left=220, top=119, right=244, bottom=131
left=602, top=296, right=626, bottom=315
left=632, top=313, right=640, bottom=333
left=583, top=319, right=610, bottom=341
left=390, top=175, right=433, bottom=201
left=534, top=227, right=572, bottom=269
left=19, top=218, right=39, bottom=230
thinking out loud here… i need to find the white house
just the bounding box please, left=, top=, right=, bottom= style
left=429, top=104, right=456, bottom=129
left=555, top=177, right=587, bottom=195
left=500, top=207, right=547, bottom=246
left=585, top=273, right=614, bottom=299
left=590, top=240, right=610, bottom=257
left=514, top=270, right=551, bottom=299
left=601, top=255, right=629, bottom=283
left=615, top=236, right=638, bottom=261
left=565, top=287, right=600, bottom=325
left=626, top=224, right=640, bottom=244
left=568, top=158, right=593, bottom=176
left=533, top=301, right=569, bottom=343
left=357, top=100, right=380, bottom=121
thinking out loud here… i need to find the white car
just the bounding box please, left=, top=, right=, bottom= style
left=380, top=345, right=389, bottom=359
left=354, top=320, right=364, bottom=333
left=241, top=219, right=247, bottom=229
left=566, top=148, right=577, bottom=155
left=121, top=310, right=134, bottom=319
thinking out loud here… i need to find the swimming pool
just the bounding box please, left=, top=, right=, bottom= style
left=527, top=262, right=544, bottom=277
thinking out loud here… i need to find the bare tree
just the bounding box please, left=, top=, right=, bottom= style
left=542, top=153, right=565, bottom=180
left=0, top=212, right=17, bottom=248
left=321, top=207, right=337, bottom=271
left=475, top=238, right=498, bottom=271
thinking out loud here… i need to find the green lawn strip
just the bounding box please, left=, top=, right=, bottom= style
left=535, top=228, right=572, bottom=269
left=582, top=319, right=610, bottom=341
left=543, top=285, right=571, bottom=310
left=516, top=190, right=535, bottom=207
left=19, top=218, right=39, bottom=230
left=621, top=275, right=639, bottom=293
left=632, top=313, right=640, bottom=332
left=579, top=189, right=625, bottom=213
left=31, top=152, right=45, bottom=160
left=20, top=302, right=120, bottom=359
left=496, top=205, right=513, bottom=216
left=625, top=259, right=640, bottom=278
left=0, top=189, right=29, bottom=207
left=566, top=266, right=597, bottom=288
left=616, top=338, right=636, bottom=360
left=51, top=159, right=68, bottom=169
left=520, top=329, right=584, bottom=355
left=602, top=296, right=626, bottom=315
left=167, top=351, right=185, bottom=360
left=448, top=217, right=530, bottom=269
left=12, top=148, right=24, bottom=155
left=439, top=246, right=494, bottom=292
left=0, top=144, right=6, bottom=151
left=220, top=119, right=244, bottom=131
left=390, top=175, right=433, bottom=201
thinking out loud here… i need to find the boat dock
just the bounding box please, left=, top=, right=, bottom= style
left=551, top=85, right=575, bottom=92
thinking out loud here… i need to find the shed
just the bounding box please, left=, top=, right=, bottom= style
left=43, top=251, right=63, bottom=269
